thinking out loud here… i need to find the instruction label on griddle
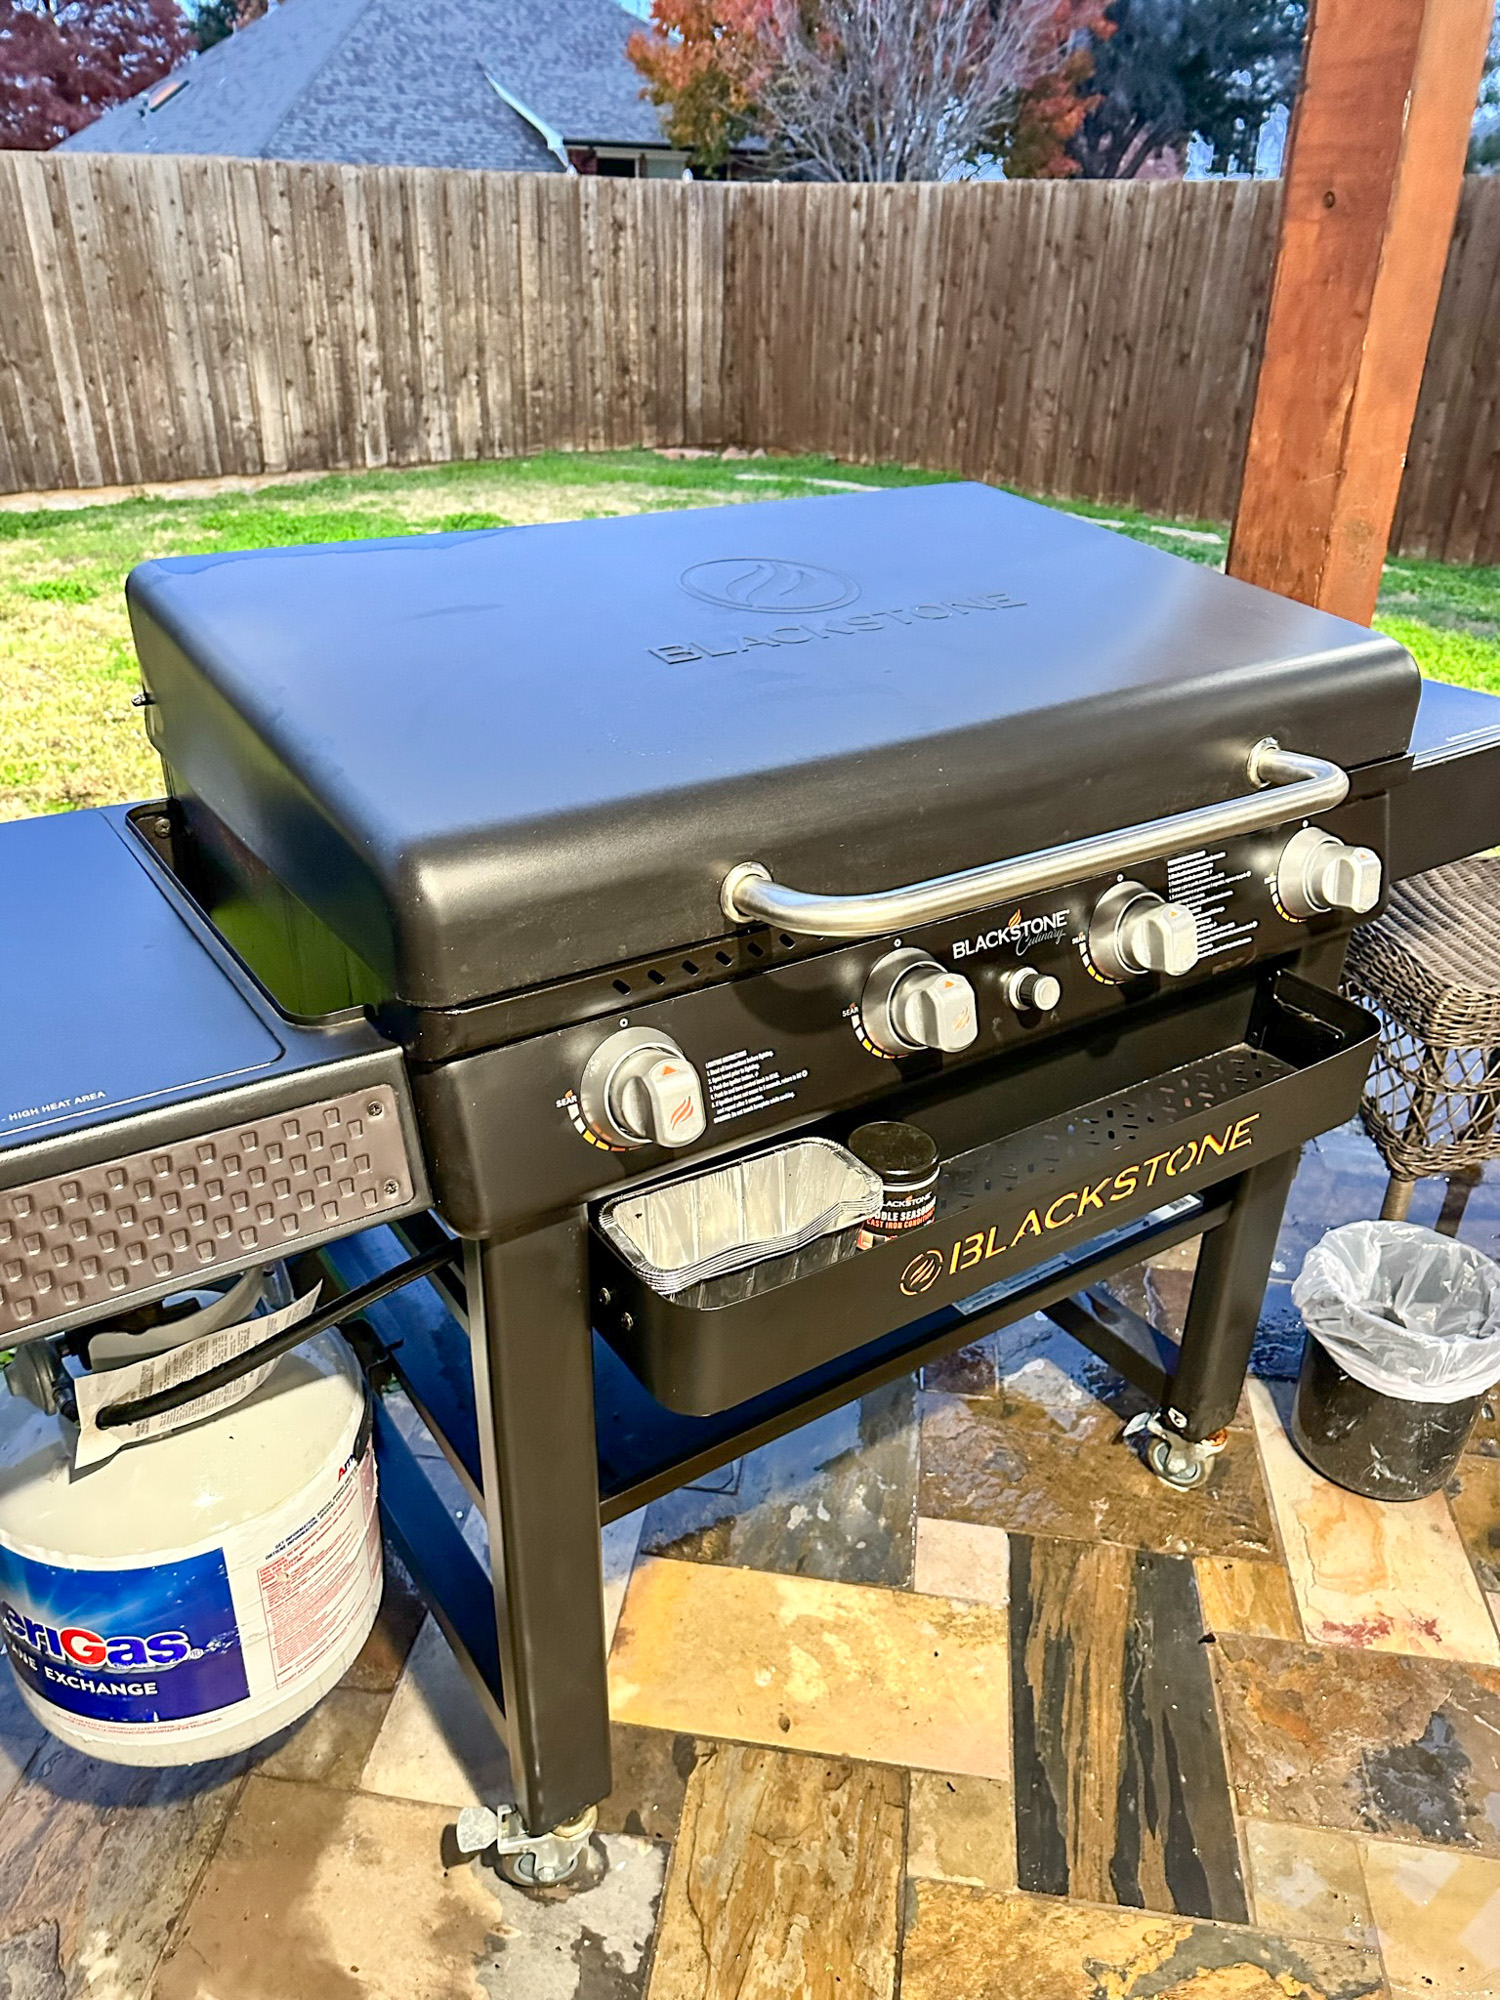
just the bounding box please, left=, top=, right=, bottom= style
left=705, top=1048, right=809, bottom=1125
left=1166, top=847, right=1258, bottom=964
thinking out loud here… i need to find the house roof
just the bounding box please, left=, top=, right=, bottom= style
left=61, top=0, right=671, bottom=170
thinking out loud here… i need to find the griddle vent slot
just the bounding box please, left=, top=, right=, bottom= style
left=399, top=925, right=835, bottom=1061
left=600, top=929, right=811, bottom=1007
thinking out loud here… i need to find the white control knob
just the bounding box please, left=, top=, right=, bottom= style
left=1003, top=967, right=1063, bottom=1015
left=861, top=950, right=980, bottom=1056
left=1088, top=882, right=1202, bottom=982
left=1276, top=827, right=1382, bottom=920
left=579, top=1027, right=706, bottom=1148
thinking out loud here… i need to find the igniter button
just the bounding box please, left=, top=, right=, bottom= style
left=1002, top=967, right=1063, bottom=1014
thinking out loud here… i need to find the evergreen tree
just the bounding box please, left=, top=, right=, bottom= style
left=1070, top=0, right=1305, bottom=178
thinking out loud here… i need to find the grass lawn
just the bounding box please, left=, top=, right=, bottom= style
left=2, top=449, right=1497, bottom=821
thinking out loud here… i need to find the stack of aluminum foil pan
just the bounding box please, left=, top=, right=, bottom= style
left=597, top=1138, right=883, bottom=1295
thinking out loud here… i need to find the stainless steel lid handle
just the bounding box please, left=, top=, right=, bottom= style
left=720, top=740, right=1351, bottom=941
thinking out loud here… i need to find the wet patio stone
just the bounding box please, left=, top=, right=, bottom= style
left=1242, top=1820, right=1375, bottom=1947
left=596, top=1725, right=702, bottom=1844
left=927, top=1313, right=1151, bottom=1443
left=1469, top=1394, right=1500, bottom=1457
left=253, top=1688, right=394, bottom=1789
left=919, top=1390, right=1276, bottom=1560
left=1361, top=1835, right=1500, bottom=2000
left=906, top=1770, right=1016, bottom=1894
left=639, top=1377, right=918, bottom=1588
left=648, top=1744, right=903, bottom=2000
left=898, top=1880, right=1387, bottom=1999
left=1449, top=1452, right=1500, bottom=1592
left=0, top=1737, right=247, bottom=2000
left=608, top=1558, right=1010, bottom=1782
left=1009, top=1537, right=1246, bottom=1921
left=0, top=1671, right=45, bottom=1822
left=152, top=1776, right=668, bottom=2000
left=478, top=1841, right=667, bottom=2000
left=1195, top=1557, right=1302, bottom=1642
left=339, top=1546, right=429, bottom=1693
left=1251, top=1380, right=1499, bottom=1664
left=1212, top=1634, right=1500, bottom=1852
left=920, top=1339, right=998, bottom=1397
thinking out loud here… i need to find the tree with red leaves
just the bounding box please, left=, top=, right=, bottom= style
left=0, top=0, right=194, bottom=149
left=997, top=0, right=1111, bottom=177
left=627, top=0, right=772, bottom=175
left=628, top=0, right=1108, bottom=179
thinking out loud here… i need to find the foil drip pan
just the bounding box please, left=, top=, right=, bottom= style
left=597, top=1138, right=883, bottom=1296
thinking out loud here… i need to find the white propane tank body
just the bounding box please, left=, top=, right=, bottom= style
left=0, top=1331, right=381, bottom=1765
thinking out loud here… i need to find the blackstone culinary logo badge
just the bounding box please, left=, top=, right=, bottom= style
left=951, top=906, right=1072, bottom=961
left=652, top=561, right=1025, bottom=663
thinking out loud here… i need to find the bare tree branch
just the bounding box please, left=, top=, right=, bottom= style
left=756, top=0, right=1059, bottom=181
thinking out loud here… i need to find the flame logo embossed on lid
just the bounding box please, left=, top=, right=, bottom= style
left=678, top=558, right=860, bottom=614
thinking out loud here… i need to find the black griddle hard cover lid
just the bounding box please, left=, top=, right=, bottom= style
left=127, top=483, right=1419, bottom=1010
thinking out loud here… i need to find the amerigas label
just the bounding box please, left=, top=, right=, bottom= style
left=72, top=1285, right=322, bottom=1469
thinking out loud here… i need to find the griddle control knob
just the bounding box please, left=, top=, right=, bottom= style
left=861, top=950, right=980, bottom=1056
left=1088, top=882, right=1201, bottom=981
left=1276, top=827, right=1383, bottom=919
left=1003, top=967, right=1063, bottom=1015
left=580, top=1027, right=707, bottom=1149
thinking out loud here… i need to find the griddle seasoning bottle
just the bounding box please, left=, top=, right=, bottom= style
left=848, top=1122, right=940, bottom=1241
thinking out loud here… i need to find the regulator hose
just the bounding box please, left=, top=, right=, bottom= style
left=94, top=1239, right=461, bottom=1430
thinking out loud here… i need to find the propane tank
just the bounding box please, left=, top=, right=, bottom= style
left=0, top=1329, right=381, bottom=1765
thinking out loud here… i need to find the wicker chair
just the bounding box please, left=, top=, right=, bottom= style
left=1343, top=855, right=1500, bottom=1233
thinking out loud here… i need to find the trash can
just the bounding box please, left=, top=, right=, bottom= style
left=1289, top=1220, right=1500, bottom=1500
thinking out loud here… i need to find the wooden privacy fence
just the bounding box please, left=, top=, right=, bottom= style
left=2, top=152, right=1498, bottom=562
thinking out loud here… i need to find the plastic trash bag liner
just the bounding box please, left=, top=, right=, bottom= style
left=1291, top=1220, right=1500, bottom=1404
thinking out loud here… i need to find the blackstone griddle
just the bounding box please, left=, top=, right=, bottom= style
left=3, top=484, right=1499, bottom=1865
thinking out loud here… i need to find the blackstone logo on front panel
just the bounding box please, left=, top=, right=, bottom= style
left=678, top=558, right=861, bottom=614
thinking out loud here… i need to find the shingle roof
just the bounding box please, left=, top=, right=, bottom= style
left=62, top=0, right=670, bottom=169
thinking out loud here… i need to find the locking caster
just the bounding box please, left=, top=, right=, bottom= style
left=453, top=1804, right=602, bottom=1892
left=1124, top=1410, right=1229, bottom=1491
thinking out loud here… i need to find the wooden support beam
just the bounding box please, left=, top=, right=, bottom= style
left=1227, top=0, right=1494, bottom=624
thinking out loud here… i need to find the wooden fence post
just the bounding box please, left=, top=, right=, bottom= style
left=1227, top=0, right=1494, bottom=623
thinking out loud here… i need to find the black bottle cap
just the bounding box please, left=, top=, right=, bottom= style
left=848, top=1121, right=939, bottom=1188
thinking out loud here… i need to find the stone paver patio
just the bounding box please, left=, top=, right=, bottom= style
left=0, top=1117, right=1496, bottom=2000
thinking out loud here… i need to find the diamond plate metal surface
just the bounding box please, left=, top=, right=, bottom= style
left=0, top=1084, right=415, bottom=1337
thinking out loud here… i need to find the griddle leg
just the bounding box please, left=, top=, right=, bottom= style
left=467, top=1219, right=613, bottom=1837
left=1162, top=1153, right=1300, bottom=1447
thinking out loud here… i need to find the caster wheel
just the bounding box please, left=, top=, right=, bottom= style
left=495, top=1835, right=608, bottom=1898
left=1145, top=1433, right=1212, bottom=1490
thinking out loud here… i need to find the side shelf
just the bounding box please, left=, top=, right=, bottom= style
left=1390, top=679, right=1500, bottom=880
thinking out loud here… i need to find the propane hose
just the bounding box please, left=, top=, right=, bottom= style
left=94, top=1239, right=461, bottom=1430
